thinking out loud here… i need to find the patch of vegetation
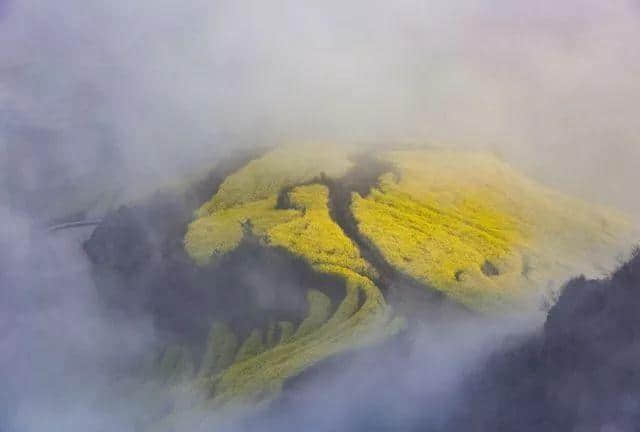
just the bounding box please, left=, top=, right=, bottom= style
left=195, top=144, right=354, bottom=216
left=208, top=267, right=402, bottom=407
left=157, top=345, right=195, bottom=384
left=268, top=184, right=374, bottom=279
left=198, top=323, right=239, bottom=378
left=185, top=178, right=375, bottom=277
left=234, top=329, right=266, bottom=363
left=352, top=149, right=634, bottom=311
left=293, top=290, right=332, bottom=338
left=149, top=271, right=403, bottom=432
left=353, top=182, right=524, bottom=311
left=265, top=321, right=278, bottom=348
left=277, top=321, right=295, bottom=344
left=184, top=197, right=299, bottom=265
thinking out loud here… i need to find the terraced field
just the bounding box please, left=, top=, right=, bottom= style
left=124, top=144, right=634, bottom=428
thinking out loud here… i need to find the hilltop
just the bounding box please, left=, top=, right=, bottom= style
left=82, top=144, right=635, bottom=428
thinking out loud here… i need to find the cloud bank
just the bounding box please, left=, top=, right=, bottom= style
left=2, top=0, right=639, bottom=218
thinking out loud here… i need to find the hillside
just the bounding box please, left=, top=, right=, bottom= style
left=82, top=144, right=635, bottom=428
left=187, top=146, right=633, bottom=311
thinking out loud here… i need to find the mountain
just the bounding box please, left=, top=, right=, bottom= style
left=82, top=144, right=635, bottom=429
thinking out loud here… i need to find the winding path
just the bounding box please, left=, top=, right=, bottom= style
left=47, top=219, right=102, bottom=232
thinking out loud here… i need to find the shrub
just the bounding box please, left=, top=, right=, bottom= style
left=234, top=329, right=265, bottom=363
left=198, top=322, right=239, bottom=378
left=293, top=290, right=332, bottom=338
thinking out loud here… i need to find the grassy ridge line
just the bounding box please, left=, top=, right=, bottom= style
left=194, top=145, right=354, bottom=216
left=185, top=182, right=376, bottom=279
left=267, top=184, right=375, bottom=279
left=150, top=268, right=403, bottom=431
left=293, top=290, right=332, bottom=338
left=185, top=197, right=299, bottom=265
left=198, top=323, right=238, bottom=378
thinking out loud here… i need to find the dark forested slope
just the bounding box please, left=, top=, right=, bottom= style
left=446, top=249, right=640, bottom=432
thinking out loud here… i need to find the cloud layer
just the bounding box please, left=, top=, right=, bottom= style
left=2, top=0, right=639, bottom=218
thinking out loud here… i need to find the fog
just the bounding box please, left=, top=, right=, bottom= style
left=2, top=0, right=640, bottom=218
left=0, top=208, right=156, bottom=430
left=1, top=0, right=640, bottom=430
